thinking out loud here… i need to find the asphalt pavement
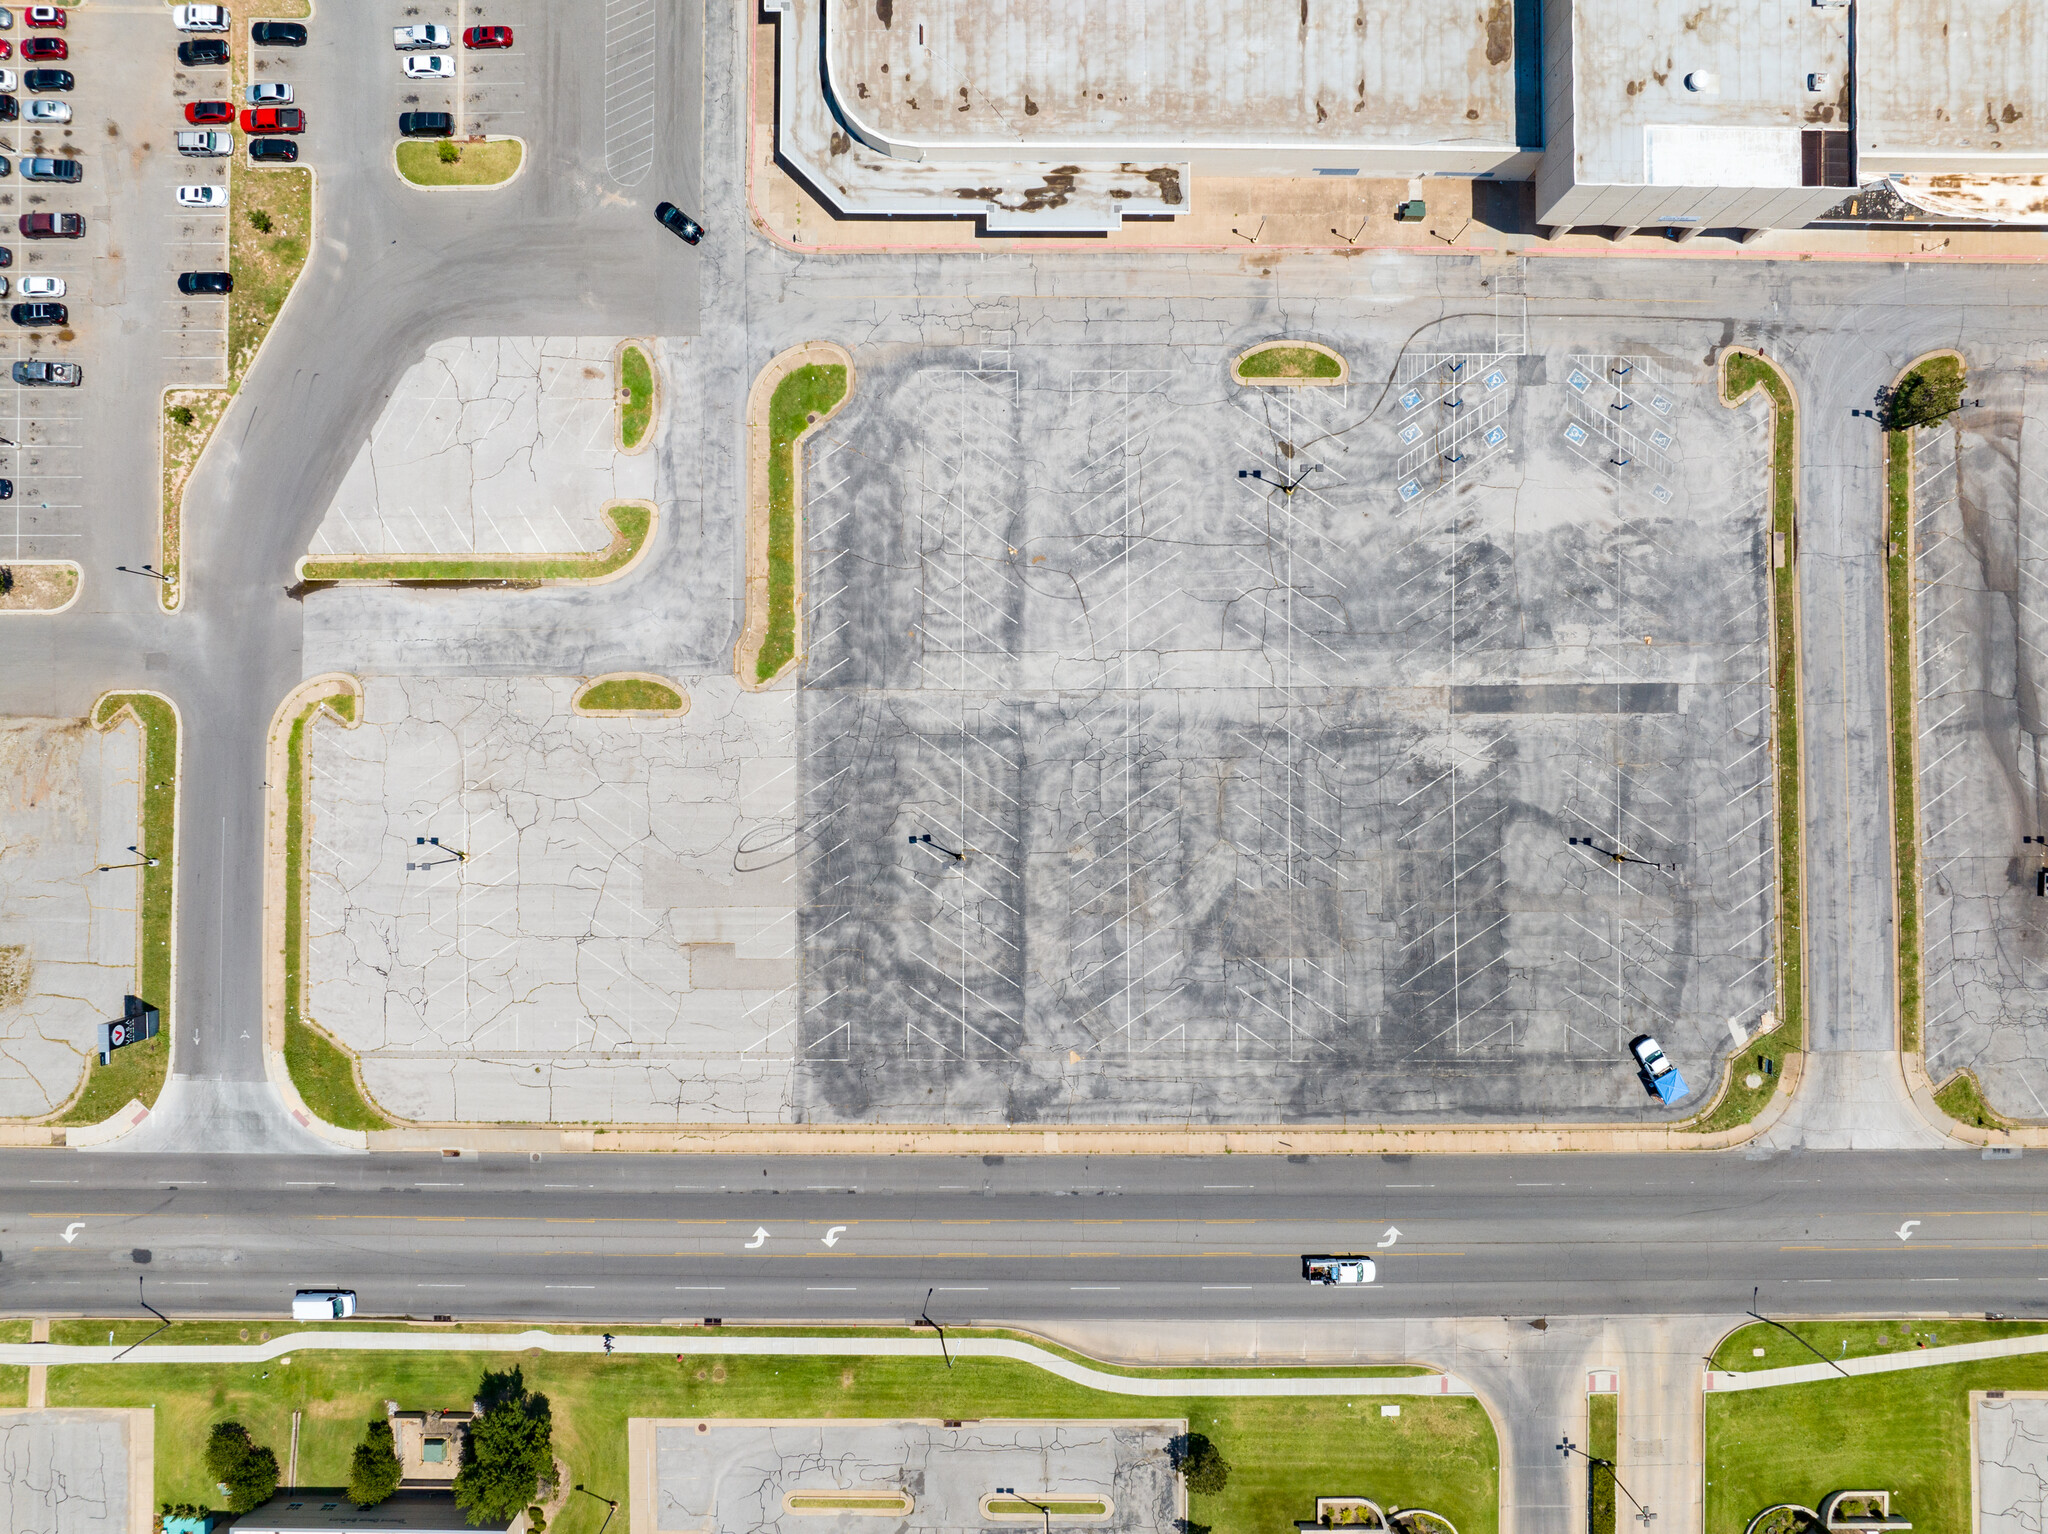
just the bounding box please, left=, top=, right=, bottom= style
left=1, top=1150, right=2041, bottom=1324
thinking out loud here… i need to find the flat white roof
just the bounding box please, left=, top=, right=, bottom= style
left=1858, top=0, right=2048, bottom=161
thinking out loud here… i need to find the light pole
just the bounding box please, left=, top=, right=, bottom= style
left=408, top=835, right=466, bottom=871
left=917, top=1288, right=953, bottom=1368
left=115, top=564, right=172, bottom=583
left=96, top=845, right=159, bottom=872
left=1557, top=1435, right=1653, bottom=1527
left=573, top=1484, right=619, bottom=1534
left=1239, top=464, right=1323, bottom=496
left=1566, top=836, right=1668, bottom=872
left=909, top=833, right=963, bottom=863
left=996, top=1488, right=1052, bottom=1534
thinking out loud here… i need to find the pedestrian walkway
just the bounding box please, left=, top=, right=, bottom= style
left=1709, top=1330, right=2048, bottom=1392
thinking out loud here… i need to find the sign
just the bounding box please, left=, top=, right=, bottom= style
left=98, top=996, right=159, bottom=1064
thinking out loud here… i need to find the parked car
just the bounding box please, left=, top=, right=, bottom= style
left=244, top=81, right=290, bottom=103
left=0, top=11, right=13, bottom=28
left=462, top=24, right=512, bottom=47
left=239, top=105, right=302, bottom=132
left=23, top=6, right=61, bottom=27
left=655, top=201, right=704, bottom=243
left=24, top=98, right=61, bottom=121
left=0, top=42, right=17, bottom=61
left=18, top=211, right=80, bottom=237
left=18, top=36, right=62, bottom=58
left=0, top=481, right=12, bottom=499
left=391, top=23, right=449, bottom=49
left=173, top=131, right=227, bottom=157
left=403, top=53, right=453, bottom=79
left=19, top=156, right=76, bottom=181
left=0, top=247, right=15, bottom=268
left=291, top=1289, right=356, bottom=1321
left=10, top=300, right=62, bottom=326
left=184, top=98, right=231, bottom=124
left=172, top=4, right=230, bottom=31
left=177, top=270, right=229, bottom=294
left=22, top=67, right=68, bottom=90
left=397, top=110, right=452, bottom=136
left=0, top=96, right=18, bottom=121
left=13, top=357, right=77, bottom=385
left=176, top=184, right=226, bottom=208
left=246, top=135, right=295, bottom=162
left=0, top=70, right=17, bottom=91
left=1630, top=1035, right=1691, bottom=1104
left=18, top=274, right=62, bottom=296
left=176, top=37, right=227, bottom=65
left=250, top=20, right=305, bottom=45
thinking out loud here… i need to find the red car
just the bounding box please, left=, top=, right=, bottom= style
left=19, top=212, right=83, bottom=238
left=462, top=24, right=513, bottom=47
left=185, top=99, right=233, bottom=124
left=19, top=37, right=64, bottom=59
left=24, top=7, right=66, bottom=27
left=0, top=42, right=14, bottom=60
left=240, top=105, right=304, bottom=133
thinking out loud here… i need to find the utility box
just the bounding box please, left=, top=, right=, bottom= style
left=1395, top=199, right=1427, bottom=222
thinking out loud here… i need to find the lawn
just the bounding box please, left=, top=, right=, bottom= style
left=1587, top=1392, right=1616, bottom=1534
left=50, top=1349, right=1498, bottom=1534
left=1933, top=1067, right=2013, bottom=1131
left=299, top=502, right=651, bottom=584
left=578, top=677, right=681, bottom=712
left=1704, top=1352, right=2048, bottom=1534
left=54, top=695, right=179, bottom=1124
left=395, top=137, right=523, bottom=188
left=619, top=344, right=655, bottom=450
left=1885, top=428, right=1923, bottom=1053
left=160, top=389, right=230, bottom=605
left=758, top=363, right=849, bottom=683
left=282, top=695, right=390, bottom=1132
left=230, top=162, right=312, bottom=385
left=1711, top=1320, right=2048, bottom=1373
left=0, top=560, right=76, bottom=611
left=1237, top=344, right=1344, bottom=380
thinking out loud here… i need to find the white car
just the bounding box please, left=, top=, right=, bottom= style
left=391, top=23, right=449, bottom=49
left=403, top=53, right=454, bottom=79
left=0, top=72, right=18, bottom=94
left=172, top=4, right=230, bottom=32
left=26, top=99, right=67, bottom=122
left=177, top=184, right=227, bottom=208
left=17, top=276, right=63, bottom=298
left=245, top=81, right=292, bottom=104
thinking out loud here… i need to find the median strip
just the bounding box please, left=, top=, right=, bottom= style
left=297, top=500, right=655, bottom=585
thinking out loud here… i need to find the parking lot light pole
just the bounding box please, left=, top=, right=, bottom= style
left=1557, top=1435, right=1653, bottom=1527
left=910, top=833, right=963, bottom=862
left=573, top=1485, right=619, bottom=1534
left=408, top=835, right=467, bottom=870
left=115, top=563, right=172, bottom=583
left=96, top=845, right=159, bottom=872
left=996, top=1489, right=1052, bottom=1534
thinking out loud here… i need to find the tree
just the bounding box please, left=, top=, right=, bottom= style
left=1882, top=358, right=1966, bottom=431
left=454, top=1366, right=555, bottom=1525
left=348, top=1418, right=404, bottom=1508
left=1167, top=1432, right=1230, bottom=1497
left=204, top=1421, right=280, bottom=1513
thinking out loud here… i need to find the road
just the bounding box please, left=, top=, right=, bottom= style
left=1, top=1150, right=2041, bottom=1324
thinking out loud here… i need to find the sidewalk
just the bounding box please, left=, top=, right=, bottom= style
left=1708, top=1330, right=2048, bottom=1393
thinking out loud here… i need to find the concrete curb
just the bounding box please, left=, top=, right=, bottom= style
left=615, top=338, right=661, bottom=457
left=572, top=672, right=690, bottom=718
left=1232, top=339, right=1350, bottom=386
left=295, top=500, right=660, bottom=587
left=261, top=673, right=370, bottom=1151
left=389, top=134, right=528, bottom=194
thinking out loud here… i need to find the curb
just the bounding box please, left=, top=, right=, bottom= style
left=389, top=134, right=528, bottom=194
left=1232, top=339, right=1350, bottom=386
left=295, top=500, right=660, bottom=587
left=572, top=672, right=690, bottom=718
left=614, top=338, right=661, bottom=457
left=0, top=559, right=83, bottom=615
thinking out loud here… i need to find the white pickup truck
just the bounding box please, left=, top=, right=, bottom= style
left=1301, top=1255, right=1376, bottom=1285
left=392, top=23, right=451, bottom=49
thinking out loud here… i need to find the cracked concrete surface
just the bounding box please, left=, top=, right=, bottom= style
left=1978, top=1394, right=2048, bottom=1534
left=1912, top=372, right=2048, bottom=1123
left=0, top=1410, right=135, bottom=1534
left=308, top=337, right=661, bottom=558
left=305, top=674, right=796, bottom=1124
left=0, top=717, right=141, bottom=1119
left=649, top=1419, right=1181, bottom=1534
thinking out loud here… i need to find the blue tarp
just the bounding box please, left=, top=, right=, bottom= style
left=1650, top=1065, right=1690, bottom=1104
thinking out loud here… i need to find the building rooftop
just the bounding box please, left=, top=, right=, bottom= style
left=1857, top=0, right=2048, bottom=166
left=823, top=0, right=1523, bottom=154
left=1562, top=0, right=1847, bottom=186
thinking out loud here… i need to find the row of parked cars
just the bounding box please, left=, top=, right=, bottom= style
left=0, top=5, right=79, bottom=373
left=394, top=22, right=513, bottom=138
left=176, top=5, right=307, bottom=163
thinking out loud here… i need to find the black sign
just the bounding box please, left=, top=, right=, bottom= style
left=98, top=997, right=159, bottom=1064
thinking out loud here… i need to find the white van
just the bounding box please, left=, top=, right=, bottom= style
left=291, top=1289, right=357, bottom=1321
left=176, top=130, right=232, bottom=157
left=172, top=5, right=231, bottom=31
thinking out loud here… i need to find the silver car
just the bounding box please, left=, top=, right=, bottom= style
left=245, top=81, right=292, bottom=104
left=26, top=99, right=67, bottom=123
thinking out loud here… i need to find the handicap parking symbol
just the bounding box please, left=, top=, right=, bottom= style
left=1399, top=422, right=1423, bottom=445
left=1399, top=479, right=1422, bottom=502
left=1484, top=426, right=1506, bottom=448
left=1568, top=370, right=1591, bottom=392
left=1564, top=422, right=1588, bottom=445
left=1400, top=388, right=1424, bottom=412
left=1485, top=369, right=1507, bottom=392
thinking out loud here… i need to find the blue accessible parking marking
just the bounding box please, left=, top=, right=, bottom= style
left=1651, top=429, right=1673, bottom=450
left=1568, top=370, right=1591, bottom=392
left=1399, top=479, right=1422, bottom=502
left=1399, top=422, right=1422, bottom=445
left=1400, top=389, right=1424, bottom=411
left=1485, top=369, right=1507, bottom=392
left=1564, top=422, right=1588, bottom=445
left=1484, top=426, right=1506, bottom=447
left=1651, top=484, right=1673, bottom=504
left=1651, top=394, right=1674, bottom=414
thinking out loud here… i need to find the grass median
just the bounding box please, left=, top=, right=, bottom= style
left=395, top=137, right=523, bottom=188
left=281, top=692, right=389, bottom=1132
left=1886, top=428, right=1924, bottom=1053
left=620, top=343, right=655, bottom=449
left=299, top=502, right=652, bottom=584
left=577, top=677, right=681, bottom=712
left=758, top=363, right=849, bottom=683
left=51, top=1347, right=1498, bottom=1534
left=1236, top=344, right=1344, bottom=381
left=1588, top=1392, right=1617, bottom=1534
left=55, top=695, right=178, bottom=1125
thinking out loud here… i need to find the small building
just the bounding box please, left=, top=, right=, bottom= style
left=387, top=1404, right=475, bottom=1486
left=163, top=1514, right=215, bottom=1534
left=229, top=1489, right=511, bottom=1534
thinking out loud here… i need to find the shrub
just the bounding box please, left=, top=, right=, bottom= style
left=437, top=139, right=461, bottom=163
left=248, top=208, right=273, bottom=233
left=204, top=1421, right=280, bottom=1513
left=348, top=1418, right=403, bottom=1508
left=0, top=567, right=13, bottom=596
left=1167, top=1432, right=1230, bottom=1497
left=167, top=404, right=195, bottom=428
left=454, top=1366, right=555, bottom=1524
left=1882, top=358, right=1965, bottom=430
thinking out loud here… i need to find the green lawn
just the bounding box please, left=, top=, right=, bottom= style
left=396, top=137, right=523, bottom=188
left=1719, top=353, right=1805, bottom=1071
left=1711, top=1319, right=2048, bottom=1373
left=54, top=696, right=179, bottom=1124
left=578, top=677, right=681, bottom=712
left=282, top=697, right=391, bottom=1132
left=50, top=1349, right=1497, bottom=1534
left=1705, top=1352, right=2048, bottom=1534
left=1588, top=1393, right=1616, bottom=1534
left=230, top=163, right=311, bottom=385
left=301, top=502, right=651, bottom=584
left=1237, top=345, right=1344, bottom=380
left=1933, top=1067, right=2013, bottom=1131
left=1885, top=429, right=1923, bottom=1053
left=758, top=364, right=849, bottom=683
left=620, top=344, right=655, bottom=450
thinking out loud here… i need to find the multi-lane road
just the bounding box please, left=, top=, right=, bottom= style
left=2, top=1151, right=2041, bottom=1326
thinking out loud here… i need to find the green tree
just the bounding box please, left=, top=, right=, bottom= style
left=454, top=1366, right=555, bottom=1525
left=1883, top=358, right=1966, bottom=430
left=1167, top=1432, right=1230, bottom=1497
left=348, top=1418, right=403, bottom=1508
left=204, top=1421, right=280, bottom=1513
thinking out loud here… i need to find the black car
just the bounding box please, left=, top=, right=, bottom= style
left=0, top=98, right=19, bottom=123
left=177, top=38, right=228, bottom=65
left=24, top=69, right=72, bottom=92
left=177, top=270, right=231, bottom=295
left=20, top=157, right=79, bottom=183
left=0, top=480, right=14, bottom=501
left=251, top=20, right=306, bottom=45
left=0, top=247, right=17, bottom=269
left=11, top=301, right=64, bottom=327
left=397, top=110, right=452, bottom=137
left=655, top=200, right=704, bottom=244
left=247, top=137, right=297, bottom=162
